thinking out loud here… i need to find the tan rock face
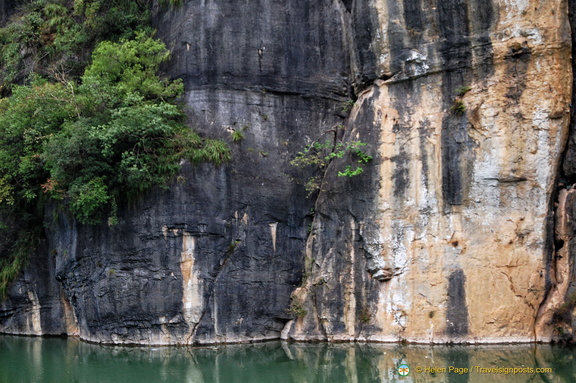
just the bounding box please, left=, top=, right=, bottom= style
left=285, top=0, right=573, bottom=343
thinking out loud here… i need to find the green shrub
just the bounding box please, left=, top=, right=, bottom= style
left=456, top=86, right=471, bottom=96
left=69, top=177, right=110, bottom=224
left=450, top=99, right=466, bottom=116
left=0, top=230, right=37, bottom=298
left=450, top=86, right=470, bottom=116
left=0, top=1, right=215, bottom=297
left=291, top=135, right=372, bottom=195
left=340, top=98, right=355, bottom=115
left=0, top=33, right=229, bottom=227
left=0, top=0, right=150, bottom=87
left=159, top=0, right=184, bottom=7
left=288, top=301, right=307, bottom=318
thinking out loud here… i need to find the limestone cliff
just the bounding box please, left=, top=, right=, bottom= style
left=2, top=0, right=576, bottom=345
left=284, top=0, right=574, bottom=344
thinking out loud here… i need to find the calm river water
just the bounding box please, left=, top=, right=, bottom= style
left=1, top=335, right=575, bottom=382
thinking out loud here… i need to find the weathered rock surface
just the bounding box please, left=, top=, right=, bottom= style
left=0, top=239, right=77, bottom=337
left=0, top=0, right=17, bottom=27
left=1, top=0, right=348, bottom=344
left=284, top=0, right=574, bottom=343
left=2, top=0, right=576, bottom=344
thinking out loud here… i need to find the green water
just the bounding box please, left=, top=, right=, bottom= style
left=1, top=336, right=575, bottom=382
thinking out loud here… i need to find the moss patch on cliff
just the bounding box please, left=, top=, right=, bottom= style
left=0, top=230, right=37, bottom=298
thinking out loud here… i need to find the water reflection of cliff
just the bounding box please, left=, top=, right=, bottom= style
left=1, top=336, right=575, bottom=382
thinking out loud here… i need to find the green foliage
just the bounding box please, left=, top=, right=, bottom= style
left=0, top=0, right=199, bottom=298
left=450, top=99, right=466, bottom=116
left=291, top=135, right=373, bottom=195
left=159, top=0, right=184, bottom=7
left=340, top=98, right=355, bottom=115
left=0, top=230, right=36, bottom=298
left=81, top=31, right=183, bottom=105
left=226, top=240, right=241, bottom=253
left=188, top=138, right=231, bottom=165
left=456, top=86, right=471, bottom=96
left=325, top=141, right=372, bottom=165
left=0, top=0, right=150, bottom=88
left=0, top=29, right=231, bottom=292
left=288, top=301, right=307, bottom=318
left=0, top=177, right=14, bottom=206
left=68, top=177, right=110, bottom=224
left=0, top=77, right=76, bottom=205
left=338, top=165, right=364, bottom=177
left=73, top=0, right=150, bottom=40
left=450, top=86, right=470, bottom=116
left=360, top=307, right=372, bottom=324
left=231, top=130, right=245, bottom=143
left=0, top=33, right=229, bottom=229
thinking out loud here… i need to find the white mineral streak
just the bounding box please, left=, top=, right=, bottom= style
left=27, top=291, right=42, bottom=335
left=180, top=233, right=203, bottom=343
left=269, top=222, right=278, bottom=253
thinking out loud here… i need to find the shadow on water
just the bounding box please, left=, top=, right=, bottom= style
left=1, top=336, right=575, bottom=382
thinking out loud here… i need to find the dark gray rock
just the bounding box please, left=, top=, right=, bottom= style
left=0, top=238, right=69, bottom=336
left=2, top=0, right=352, bottom=344
left=0, top=0, right=18, bottom=27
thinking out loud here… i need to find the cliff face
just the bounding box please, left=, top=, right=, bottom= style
left=2, top=0, right=349, bottom=344
left=284, top=0, right=574, bottom=343
left=1, top=0, right=576, bottom=344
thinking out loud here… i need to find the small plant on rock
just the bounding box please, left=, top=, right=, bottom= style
left=455, top=86, right=471, bottom=96
left=450, top=98, right=466, bottom=116
left=291, top=128, right=373, bottom=195
left=340, top=98, right=355, bottom=115
left=288, top=301, right=307, bottom=318
left=450, top=85, right=471, bottom=116
left=360, top=307, right=372, bottom=324
left=231, top=129, right=245, bottom=143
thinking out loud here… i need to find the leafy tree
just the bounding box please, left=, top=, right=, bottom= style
left=0, top=33, right=230, bottom=224
left=0, top=32, right=230, bottom=296
left=80, top=31, right=183, bottom=108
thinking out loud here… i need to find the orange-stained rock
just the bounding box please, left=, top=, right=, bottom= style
left=285, top=0, right=573, bottom=344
